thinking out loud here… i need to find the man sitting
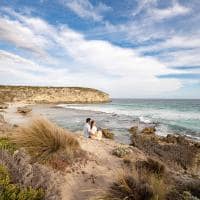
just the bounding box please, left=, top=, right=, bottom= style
left=83, top=118, right=91, bottom=138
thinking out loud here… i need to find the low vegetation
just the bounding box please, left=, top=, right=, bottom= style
left=106, top=174, right=154, bottom=200
left=0, top=148, right=64, bottom=200
left=0, top=164, right=44, bottom=200
left=112, top=146, right=132, bottom=158
left=11, top=117, right=82, bottom=170
left=0, top=137, right=17, bottom=154
left=136, top=158, right=165, bottom=176
left=99, top=170, right=169, bottom=200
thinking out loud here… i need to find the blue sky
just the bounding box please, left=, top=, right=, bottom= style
left=0, top=0, right=200, bottom=98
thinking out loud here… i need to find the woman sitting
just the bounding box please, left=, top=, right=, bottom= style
left=89, top=120, right=102, bottom=140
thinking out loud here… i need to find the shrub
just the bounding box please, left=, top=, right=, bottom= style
left=0, top=137, right=17, bottom=154
left=108, top=174, right=153, bottom=200
left=179, top=179, right=200, bottom=198
left=0, top=148, right=64, bottom=200
left=112, top=146, right=132, bottom=158
left=0, top=164, right=44, bottom=200
left=148, top=174, right=169, bottom=200
left=166, top=179, right=200, bottom=200
left=136, top=158, right=165, bottom=176
left=11, top=117, right=81, bottom=169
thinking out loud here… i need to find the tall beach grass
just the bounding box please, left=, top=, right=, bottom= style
left=11, top=117, right=81, bottom=169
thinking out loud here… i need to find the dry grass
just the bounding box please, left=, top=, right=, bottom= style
left=97, top=167, right=170, bottom=200
left=136, top=158, right=165, bottom=176
left=106, top=173, right=154, bottom=200
left=11, top=117, right=81, bottom=169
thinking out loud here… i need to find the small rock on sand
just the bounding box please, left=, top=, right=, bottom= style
left=17, top=106, right=32, bottom=114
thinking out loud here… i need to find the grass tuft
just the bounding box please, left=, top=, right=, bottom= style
left=136, top=158, right=165, bottom=176
left=11, top=117, right=81, bottom=169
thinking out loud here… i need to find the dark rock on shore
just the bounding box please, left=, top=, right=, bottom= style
left=129, top=126, right=200, bottom=172
left=129, top=125, right=156, bottom=135
left=102, top=129, right=114, bottom=139
left=141, top=127, right=156, bottom=135
left=17, top=106, right=32, bottom=114
left=0, top=103, right=8, bottom=109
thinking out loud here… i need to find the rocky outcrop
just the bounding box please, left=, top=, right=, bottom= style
left=0, top=85, right=110, bottom=104
left=129, top=126, right=200, bottom=172
left=102, top=129, right=114, bottom=139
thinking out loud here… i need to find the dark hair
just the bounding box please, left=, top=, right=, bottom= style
left=90, top=120, right=95, bottom=129
left=86, top=118, right=91, bottom=123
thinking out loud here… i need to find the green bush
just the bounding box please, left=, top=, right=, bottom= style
left=0, top=137, right=17, bottom=154
left=0, top=165, right=44, bottom=200
left=112, top=146, right=132, bottom=158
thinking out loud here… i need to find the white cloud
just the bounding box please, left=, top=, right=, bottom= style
left=161, top=49, right=200, bottom=68
left=132, top=0, right=157, bottom=16
left=137, top=35, right=200, bottom=68
left=60, top=0, right=111, bottom=21
left=149, top=1, right=190, bottom=20
left=0, top=15, right=49, bottom=56
left=0, top=9, right=182, bottom=98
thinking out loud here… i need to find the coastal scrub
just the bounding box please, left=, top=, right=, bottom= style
left=11, top=117, right=82, bottom=170
left=0, top=137, right=17, bottom=154
left=0, top=164, right=44, bottom=200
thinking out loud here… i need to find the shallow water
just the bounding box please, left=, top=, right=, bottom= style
left=58, top=99, right=200, bottom=141
left=31, top=99, right=200, bottom=143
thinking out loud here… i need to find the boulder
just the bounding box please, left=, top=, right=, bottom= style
left=129, top=126, right=138, bottom=135
left=0, top=103, right=8, bottom=109
left=141, top=127, right=156, bottom=135
left=164, top=134, right=178, bottom=143
left=102, top=129, right=114, bottom=139
left=17, top=106, right=32, bottom=114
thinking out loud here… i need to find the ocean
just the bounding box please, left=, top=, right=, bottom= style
left=34, top=99, right=200, bottom=143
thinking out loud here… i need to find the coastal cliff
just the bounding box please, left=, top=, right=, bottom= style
left=0, top=85, right=110, bottom=103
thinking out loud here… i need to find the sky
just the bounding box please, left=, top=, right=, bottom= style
left=0, top=0, right=200, bottom=98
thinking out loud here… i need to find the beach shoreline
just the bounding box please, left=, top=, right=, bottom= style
left=0, top=102, right=200, bottom=200
left=3, top=102, right=200, bottom=143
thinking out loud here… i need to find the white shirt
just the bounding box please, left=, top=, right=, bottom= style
left=83, top=123, right=90, bottom=138
left=90, top=126, right=97, bottom=135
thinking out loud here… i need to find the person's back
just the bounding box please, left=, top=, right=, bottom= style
left=83, top=118, right=91, bottom=138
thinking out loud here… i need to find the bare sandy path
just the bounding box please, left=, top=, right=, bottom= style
left=61, top=136, right=146, bottom=200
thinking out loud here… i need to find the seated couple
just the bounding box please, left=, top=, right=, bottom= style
left=83, top=118, right=102, bottom=140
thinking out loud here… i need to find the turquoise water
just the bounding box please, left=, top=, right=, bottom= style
left=59, top=99, right=200, bottom=140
